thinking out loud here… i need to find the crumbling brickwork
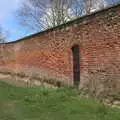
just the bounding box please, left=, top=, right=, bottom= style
left=0, top=4, right=120, bottom=97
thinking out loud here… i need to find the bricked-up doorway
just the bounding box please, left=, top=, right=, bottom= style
left=72, top=45, right=80, bottom=87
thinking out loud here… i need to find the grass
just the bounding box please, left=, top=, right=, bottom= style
left=0, top=81, right=120, bottom=120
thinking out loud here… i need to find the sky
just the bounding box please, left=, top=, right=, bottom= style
left=0, top=0, right=32, bottom=42
left=0, top=0, right=120, bottom=42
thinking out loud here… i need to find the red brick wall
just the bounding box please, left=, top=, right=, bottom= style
left=0, top=4, right=120, bottom=97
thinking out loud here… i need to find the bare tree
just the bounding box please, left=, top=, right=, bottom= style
left=0, top=27, right=6, bottom=64
left=45, top=0, right=73, bottom=27
left=17, top=0, right=107, bottom=31
left=0, top=27, right=5, bottom=43
left=108, top=0, right=120, bottom=6
left=83, top=0, right=105, bottom=14
left=17, top=0, right=74, bottom=31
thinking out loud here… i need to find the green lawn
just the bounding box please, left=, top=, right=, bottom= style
left=0, top=81, right=120, bottom=120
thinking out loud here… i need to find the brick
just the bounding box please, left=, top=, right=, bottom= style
left=0, top=4, right=120, bottom=97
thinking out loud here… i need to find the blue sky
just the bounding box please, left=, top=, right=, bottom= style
left=0, top=0, right=32, bottom=42
left=0, top=0, right=120, bottom=42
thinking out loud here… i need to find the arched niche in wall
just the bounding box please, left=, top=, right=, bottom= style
left=71, top=44, right=80, bottom=87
